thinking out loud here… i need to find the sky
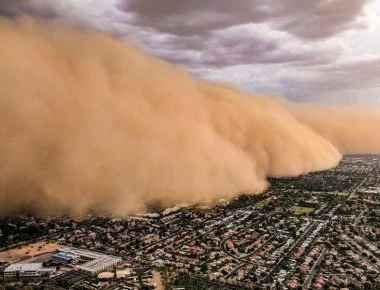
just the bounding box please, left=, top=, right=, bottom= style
left=1, top=0, right=380, bottom=105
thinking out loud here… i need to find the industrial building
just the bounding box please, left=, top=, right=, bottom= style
left=52, top=251, right=80, bottom=265
left=116, top=268, right=132, bottom=279
left=55, top=247, right=122, bottom=275
left=3, top=263, right=56, bottom=278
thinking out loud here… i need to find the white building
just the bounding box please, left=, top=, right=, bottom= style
left=116, top=268, right=132, bottom=279
left=3, top=263, right=56, bottom=278
left=52, top=251, right=80, bottom=264
left=56, top=247, right=122, bottom=275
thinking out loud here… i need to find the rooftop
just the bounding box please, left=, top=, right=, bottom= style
left=52, top=251, right=79, bottom=260
left=4, top=263, right=43, bottom=273
left=57, top=247, right=122, bottom=274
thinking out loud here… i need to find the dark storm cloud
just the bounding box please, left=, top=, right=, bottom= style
left=147, top=25, right=338, bottom=69
left=269, top=0, right=371, bottom=39
left=0, top=0, right=369, bottom=69
left=121, top=0, right=371, bottom=40
left=0, top=0, right=377, bottom=104
left=119, top=0, right=265, bottom=36
left=0, top=0, right=58, bottom=18
left=116, top=0, right=370, bottom=76
left=5, top=0, right=370, bottom=40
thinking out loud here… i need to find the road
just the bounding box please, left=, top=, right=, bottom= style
left=350, top=177, right=367, bottom=194
left=261, top=221, right=317, bottom=282
left=220, top=237, right=259, bottom=266
left=353, top=211, right=364, bottom=227
left=244, top=235, right=275, bottom=258
left=131, top=230, right=186, bottom=255
left=343, top=240, right=380, bottom=273
left=219, top=218, right=267, bottom=266
left=224, top=263, right=247, bottom=280
left=302, top=247, right=328, bottom=289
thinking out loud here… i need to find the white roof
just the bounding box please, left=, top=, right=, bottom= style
left=116, top=268, right=132, bottom=278
left=4, top=263, right=43, bottom=273
left=58, top=247, right=122, bottom=274
left=78, top=256, right=122, bottom=273
left=97, top=271, right=114, bottom=279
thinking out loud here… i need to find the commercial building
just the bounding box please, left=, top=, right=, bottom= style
left=97, top=271, right=114, bottom=280
left=3, top=263, right=56, bottom=279
left=56, top=247, right=122, bottom=275
left=116, top=268, right=132, bottom=279
left=52, top=251, right=80, bottom=265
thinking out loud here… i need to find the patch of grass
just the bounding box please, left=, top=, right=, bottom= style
left=348, top=194, right=358, bottom=200
left=334, top=192, right=350, bottom=196
left=256, top=199, right=269, bottom=208
left=295, top=207, right=314, bottom=215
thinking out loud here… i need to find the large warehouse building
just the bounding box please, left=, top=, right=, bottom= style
left=55, top=247, right=122, bottom=275
left=3, top=263, right=56, bottom=278
left=52, top=251, right=80, bottom=265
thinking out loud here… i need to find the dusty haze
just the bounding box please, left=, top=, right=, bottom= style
left=0, top=18, right=378, bottom=216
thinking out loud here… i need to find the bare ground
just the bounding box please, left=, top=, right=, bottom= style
left=0, top=241, right=60, bottom=263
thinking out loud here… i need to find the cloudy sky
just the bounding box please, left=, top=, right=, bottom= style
left=1, top=0, right=380, bottom=105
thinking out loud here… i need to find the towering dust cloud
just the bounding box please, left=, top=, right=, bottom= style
left=0, top=18, right=378, bottom=216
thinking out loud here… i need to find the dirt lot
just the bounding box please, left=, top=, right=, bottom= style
left=150, top=270, right=164, bottom=290
left=0, top=241, right=60, bottom=263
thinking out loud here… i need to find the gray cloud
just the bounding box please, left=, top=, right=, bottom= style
left=191, top=55, right=380, bottom=105
left=0, top=0, right=369, bottom=66
left=267, top=57, right=380, bottom=103
left=121, top=0, right=371, bottom=40
left=115, top=0, right=370, bottom=84
left=0, top=0, right=58, bottom=18
left=268, top=0, right=371, bottom=39
left=0, top=0, right=378, bottom=105
left=146, top=25, right=339, bottom=69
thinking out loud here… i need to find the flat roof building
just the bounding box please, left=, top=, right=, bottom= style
left=97, top=271, right=114, bottom=280
left=116, top=268, right=132, bottom=279
left=52, top=251, right=79, bottom=264
left=56, top=247, right=122, bottom=275
left=4, top=263, right=56, bottom=278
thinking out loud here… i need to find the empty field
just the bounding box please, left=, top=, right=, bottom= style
left=295, top=207, right=314, bottom=215
left=256, top=199, right=269, bottom=208
left=0, top=241, right=59, bottom=263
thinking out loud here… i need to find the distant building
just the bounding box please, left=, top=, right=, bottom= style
left=52, top=251, right=80, bottom=265
left=3, top=263, right=56, bottom=279
left=97, top=271, right=114, bottom=280
left=56, top=247, right=122, bottom=275
left=116, top=268, right=132, bottom=279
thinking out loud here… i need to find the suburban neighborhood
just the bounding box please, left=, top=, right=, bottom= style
left=0, top=155, right=379, bottom=289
